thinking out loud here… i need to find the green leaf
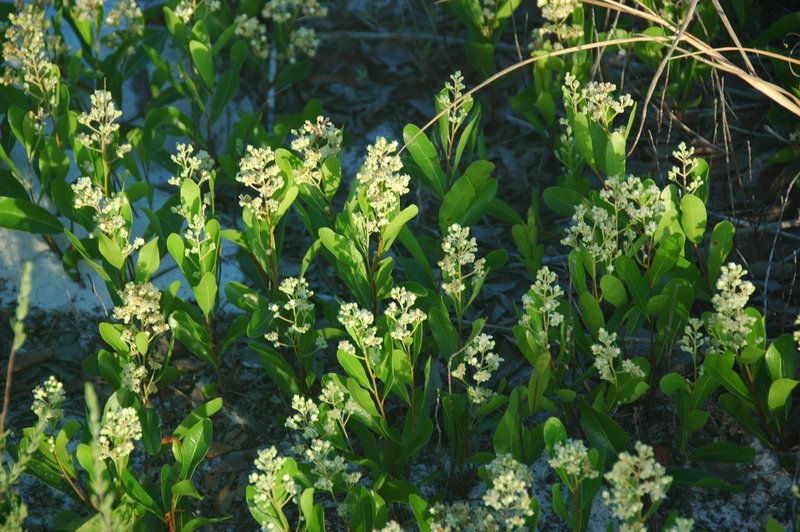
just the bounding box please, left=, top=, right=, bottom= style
left=409, top=494, right=431, bottom=532
left=680, top=194, right=707, bottom=244
left=659, top=372, right=690, bottom=394
left=299, top=487, right=324, bottom=532
left=604, top=130, right=626, bottom=177
left=648, top=232, right=684, bottom=285
left=135, top=237, right=160, bottom=283
left=767, top=378, right=799, bottom=414
left=543, top=186, right=584, bottom=216
left=579, top=402, right=631, bottom=458
left=765, top=518, right=785, bottom=532
left=173, top=479, right=203, bottom=500
left=180, top=418, right=212, bottom=479
left=708, top=221, right=735, bottom=284
left=383, top=204, right=418, bottom=251
left=121, top=470, right=163, bottom=517
left=439, top=161, right=497, bottom=232
left=193, top=271, right=217, bottom=316
left=615, top=255, right=648, bottom=315
left=578, top=292, right=605, bottom=336
left=337, top=346, right=371, bottom=391
left=98, top=233, right=125, bottom=270
left=704, top=352, right=752, bottom=403
left=173, top=398, right=223, bottom=438
left=99, top=322, right=128, bottom=354
left=189, top=40, right=214, bottom=90
left=141, top=408, right=162, bottom=456
left=403, top=124, right=445, bottom=197
left=600, top=274, right=627, bottom=307
left=765, top=333, right=798, bottom=381
left=170, top=310, right=215, bottom=367
left=668, top=467, right=743, bottom=491
left=689, top=442, right=755, bottom=464
left=543, top=417, right=567, bottom=456
left=0, top=197, right=62, bottom=233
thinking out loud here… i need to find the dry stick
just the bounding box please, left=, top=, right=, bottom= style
left=762, top=170, right=800, bottom=317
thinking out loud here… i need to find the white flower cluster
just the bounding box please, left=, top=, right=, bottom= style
left=385, top=286, right=426, bottom=343
left=710, top=263, right=756, bottom=353
left=261, top=0, right=326, bottom=62
left=592, top=328, right=621, bottom=382
left=1, top=3, right=60, bottom=110
left=561, top=203, right=620, bottom=270
left=794, top=316, right=800, bottom=348
left=318, top=380, right=359, bottom=437
left=31, top=375, right=65, bottom=427
left=591, top=328, right=644, bottom=383
left=121, top=362, right=162, bottom=398
left=72, top=176, right=144, bottom=256
left=168, top=143, right=214, bottom=187
left=429, top=501, right=493, bottom=532
left=476, top=0, right=499, bottom=38
left=602, top=442, right=672, bottom=526
left=548, top=438, right=598, bottom=487
left=77, top=90, right=130, bottom=156
left=74, top=0, right=103, bottom=22
left=338, top=302, right=382, bottom=366
left=285, top=391, right=361, bottom=492
left=262, top=0, right=327, bottom=23
left=169, top=144, right=216, bottom=265
left=113, top=282, right=170, bottom=337
left=376, top=521, right=404, bottom=532
left=249, top=446, right=296, bottom=507
left=678, top=317, right=708, bottom=360
left=482, top=454, right=536, bottom=530
left=265, top=277, right=316, bottom=349
left=174, top=0, right=220, bottom=25
left=286, top=27, right=319, bottom=63
left=665, top=517, right=695, bottom=532
left=563, top=73, right=634, bottom=131
left=668, top=142, right=702, bottom=195
left=519, top=266, right=564, bottom=347
left=436, top=71, right=472, bottom=128
left=531, top=0, right=582, bottom=46
left=562, top=175, right=665, bottom=268
left=451, top=333, right=503, bottom=406
left=290, top=115, right=343, bottom=190
left=303, top=438, right=360, bottom=491
left=234, top=14, right=270, bottom=60
left=355, top=137, right=410, bottom=234
left=285, top=394, right=320, bottom=440
left=599, top=174, right=665, bottom=239
left=439, top=224, right=486, bottom=301
left=236, top=145, right=285, bottom=221
left=105, top=0, right=145, bottom=45
left=98, top=406, right=142, bottom=461
left=540, top=0, right=579, bottom=21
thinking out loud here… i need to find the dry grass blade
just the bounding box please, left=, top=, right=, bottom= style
left=403, top=0, right=800, bottom=155
left=585, top=0, right=800, bottom=131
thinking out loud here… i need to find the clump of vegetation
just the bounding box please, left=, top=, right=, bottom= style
left=1, top=0, right=799, bottom=530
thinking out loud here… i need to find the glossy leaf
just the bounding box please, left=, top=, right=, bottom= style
left=0, top=197, right=62, bottom=234
left=689, top=442, right=755, bottom=464
left=680, top=194, right=706, bottom=244
left=767, top=378, right=798, bottom=414
left=189, top=40, right=214, bottom=90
